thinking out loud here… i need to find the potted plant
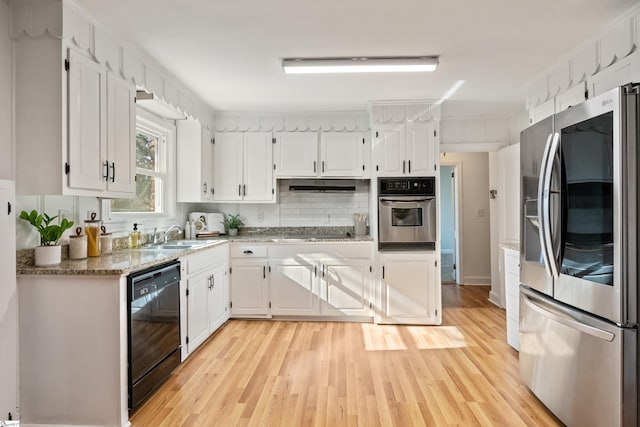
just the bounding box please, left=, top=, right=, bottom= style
left=223, top=213, right=243, bottom=236
left=19, top=209, right=74, bottom=266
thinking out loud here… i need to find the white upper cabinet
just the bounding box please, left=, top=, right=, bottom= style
left=587, top=50, right=640, bottom=98
left=67, top=49, right=106, bottom=192
left=105, top=72, right=136, bottom=194
left=374, top=122, right=437, bottom=176
left=177, top=118, right=215, bottom=202
left=212, top=132, right=275, bottom=203
left=320, top=132, right=367, bottom=177
left=212, top=132, right=243, bottom=201
left=273, top=132, right=318, bottom=177
left=15, top=45, right=135, bottom=197
left=274, top=131, right=368, bottom=178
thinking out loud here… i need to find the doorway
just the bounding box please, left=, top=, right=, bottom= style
left=440, top=164, right=460, bottom=284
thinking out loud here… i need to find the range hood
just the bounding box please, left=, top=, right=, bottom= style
left=288, top=179, right=357, bottom=192
left=136, top=90, right=186, bottom=120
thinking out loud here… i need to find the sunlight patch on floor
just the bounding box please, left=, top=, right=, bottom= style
left=361, top=323, right=468, bottom=351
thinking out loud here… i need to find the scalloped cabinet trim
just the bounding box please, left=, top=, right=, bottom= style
left=214, top=112, right=370, bottom=132
left=526, top=4, right=640, bottom=110
left=370, top=102, right=441, bottom=124
left=10, top=0, right=214, bottom=129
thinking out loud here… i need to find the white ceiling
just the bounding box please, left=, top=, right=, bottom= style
left=74, top=0, right=638, bottom=117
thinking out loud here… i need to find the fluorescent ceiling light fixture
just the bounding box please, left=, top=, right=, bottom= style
left=282, top=56, right=439, bottom=74
left=435, top=80, right=465, bottom=104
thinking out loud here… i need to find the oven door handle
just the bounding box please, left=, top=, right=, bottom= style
left=379, top=198, right=433, bottom=203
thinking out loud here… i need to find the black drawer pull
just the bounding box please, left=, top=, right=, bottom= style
left=243, top=250, right=254, bottom=254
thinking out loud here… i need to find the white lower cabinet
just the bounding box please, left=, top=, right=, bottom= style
left=378, top=252, right=441, bottom=325
left=269, top=243, right=373, bottom=318
left=270, top=259, right=319, bottom=316
left=230, top=245, right=270, bottom=318
left=503, top=247, right=520, bottom=350
left=181, top=245, right=229, bottom=358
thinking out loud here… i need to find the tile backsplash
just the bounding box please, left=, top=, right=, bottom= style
left=278, top=180, right=369, bottom=227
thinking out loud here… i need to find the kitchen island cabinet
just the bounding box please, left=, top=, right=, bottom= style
left=18, top=274, right=129, bottom=427
left=378, top=252, right=441, bottom=324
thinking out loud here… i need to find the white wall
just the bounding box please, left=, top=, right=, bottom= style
left=0, top=1, right=18, bottom=420
left=187, top=180, right=370, bottom=229
left=440, top=152, right=491, bottom=284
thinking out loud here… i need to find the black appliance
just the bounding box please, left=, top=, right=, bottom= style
left=127, top=260, right=181, bottom=412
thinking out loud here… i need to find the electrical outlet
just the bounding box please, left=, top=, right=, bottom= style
left=477, top=208, right=486, bottom=217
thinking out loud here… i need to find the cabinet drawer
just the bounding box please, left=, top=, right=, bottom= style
left=183, top=245, right=228, bottom=275
left=231, top=245, right=267, bottom=258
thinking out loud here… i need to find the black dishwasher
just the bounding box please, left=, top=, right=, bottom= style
left=127, top=260, right=181, bottom=412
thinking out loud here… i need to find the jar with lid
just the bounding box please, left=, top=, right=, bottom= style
left=85, top=212, right=101, bottom=257
left=69, top=227, right=87, bottom=260
left=100, top=225, right=113, bottom=255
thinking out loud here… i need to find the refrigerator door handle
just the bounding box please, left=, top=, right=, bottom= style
left=522, top=292, right=615, bottom=342
left=541, top=132, right=560, bottom=279
left=537, top=133, right=554, bottom=277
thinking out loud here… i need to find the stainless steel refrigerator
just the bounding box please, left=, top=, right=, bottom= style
left=519, top=84, right=639, bottom=426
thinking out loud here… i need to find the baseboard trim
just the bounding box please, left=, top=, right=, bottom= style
left=462, top=276, right=491, bottom=285
left=488, top=290, right=503, bottom=308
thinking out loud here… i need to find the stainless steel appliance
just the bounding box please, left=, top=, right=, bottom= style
left=127, top=261, right=181, bottom=412
left=378, top=177, right=436, bottom=250
left=519, top=84, right=639, bottom=426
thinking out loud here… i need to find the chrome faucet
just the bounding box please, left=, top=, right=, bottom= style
left=153, top=225, right=183, bottom=244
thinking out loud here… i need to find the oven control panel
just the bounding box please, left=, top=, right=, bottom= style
left=378, top=177, right=435, bottom=196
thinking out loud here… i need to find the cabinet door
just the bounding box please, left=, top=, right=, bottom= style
left=320, top=132, right=365, bottom=177
left=67, top=50, right=106, bottom=191
left=243, top=132, right=274, bottom=201
left=201, top=128, right=215, bottom=201
left=230, top=260, right=269, bottom=317
left=375, top=125, right=406, bottom=176
left=380, top=254, right=439, bottom=324
left=105, top=73, right=135, bottom=195
left=270, top=259, right=319, bottom=316
left=273, top=132, right=318, bottom=177
left=187, top=269, right=211, bottom=353
left=176, top=118, right=205, bottom=202
left=208, top=262, right=228, bottom=333
left=212, top=132, right=243, bottom=201
left=322, top=259, right=371, bottom=317
left=406, top=122, right=436, bottom=176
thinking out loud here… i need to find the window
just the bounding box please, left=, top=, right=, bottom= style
left=103, top=109, right=176, bottom=225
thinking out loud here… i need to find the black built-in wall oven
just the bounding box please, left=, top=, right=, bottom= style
left=127, top=260, right=181, bottom=412
left=378, top=177, right=437, bottom=250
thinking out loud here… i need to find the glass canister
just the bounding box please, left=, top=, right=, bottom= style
left=69, top=227, right=87, bottom=260
left=85, top=212, right=101, bottom=257
left=100, top=225, right=113, bottom=255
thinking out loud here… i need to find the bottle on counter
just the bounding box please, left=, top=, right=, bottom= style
left=85, top=212, right=101, bottom=257
left=129, top=223, right=141, bottom=249
left=185, top=220, right=192, bottom=239
left=69, top=226, right=87, bottom=260
left=100, top=225, right=113, bottom=255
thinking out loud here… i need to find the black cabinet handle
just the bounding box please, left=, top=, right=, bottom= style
left=313, top=161, right=317, bottom=173
left=238, top=184, right=241, bottom=196
left=110, top=162, right=115, bottom=182
left=243, top=184, right=246, bottom=196
left=203, top=182, right=207, bottom=194
left=402, top=160, right=406, bottom=174
left=322, top=161, right=325, bottom=173
left=7, top=202, right=11, bottom=215
left=243, top=250, right=254, bottom=254
left=103, top=161, right=109, bottom=180
left=382, top=266, right=385, bottom=279
left=408, top=160, right=411, bottom=173
left=263, top=266, right=266, bottom=279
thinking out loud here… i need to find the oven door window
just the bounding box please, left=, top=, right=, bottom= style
left=560, top=111, right=614, bottom=286
left=391, top=207, right=423, bottom=227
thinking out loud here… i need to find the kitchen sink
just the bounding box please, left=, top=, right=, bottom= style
left=141, top=240, right=214, bottom=250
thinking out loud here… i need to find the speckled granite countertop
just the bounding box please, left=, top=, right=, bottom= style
left=17, top=228, right=373, bottom=276
left=500, top=242, right=520, bottom=251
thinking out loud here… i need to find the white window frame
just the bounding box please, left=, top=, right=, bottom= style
left=101, top=108, right=177, bottom=231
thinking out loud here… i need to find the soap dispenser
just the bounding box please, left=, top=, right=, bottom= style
left=129, top=223, right=141, bottom=249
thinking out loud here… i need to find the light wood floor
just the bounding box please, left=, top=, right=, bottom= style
left=130, top=285, right=563, bottom=426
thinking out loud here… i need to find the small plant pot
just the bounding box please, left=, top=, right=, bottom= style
left=35, top=245, right=62, bottom=266
left=228, top=228, right=238, bottom=236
